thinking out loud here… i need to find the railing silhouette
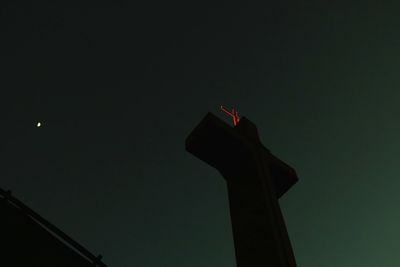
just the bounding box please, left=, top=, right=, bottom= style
left=0, top=187, right=107, bottom=267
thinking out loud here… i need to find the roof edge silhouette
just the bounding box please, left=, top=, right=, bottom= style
left=0, top=187, right=108, bottom=267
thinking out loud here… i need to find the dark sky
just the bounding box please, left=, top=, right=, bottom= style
left=2, top=1, right=400, bottom=266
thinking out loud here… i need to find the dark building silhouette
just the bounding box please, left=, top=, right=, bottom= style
left=0, top=188, right=107, bottom=267
left=186, top=112, right=298, bottom=267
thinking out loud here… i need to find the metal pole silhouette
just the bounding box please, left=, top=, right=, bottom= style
left=186, top=111, right=298, bottom=267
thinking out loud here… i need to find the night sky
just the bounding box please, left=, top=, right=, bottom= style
left=2, top=2, right=400, bottom=266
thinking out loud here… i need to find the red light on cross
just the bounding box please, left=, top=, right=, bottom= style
left=220, top=105, right=240, bottom=126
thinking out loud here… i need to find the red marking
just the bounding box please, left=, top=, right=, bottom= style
left=220, top=105, right=241, bottom=126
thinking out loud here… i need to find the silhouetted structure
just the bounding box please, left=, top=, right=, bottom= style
left=0, top=187, right=107, bottom=267
left=186, top=112, right=298, bottom=267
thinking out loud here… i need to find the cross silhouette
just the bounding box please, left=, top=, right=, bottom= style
left=186, top=111, right=298, bottom=267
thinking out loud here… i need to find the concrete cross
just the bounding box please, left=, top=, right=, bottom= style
left=186, top=111, right=298, bottom=267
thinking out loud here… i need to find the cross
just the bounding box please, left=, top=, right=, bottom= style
left=185, top=110, right=298, bottom=267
